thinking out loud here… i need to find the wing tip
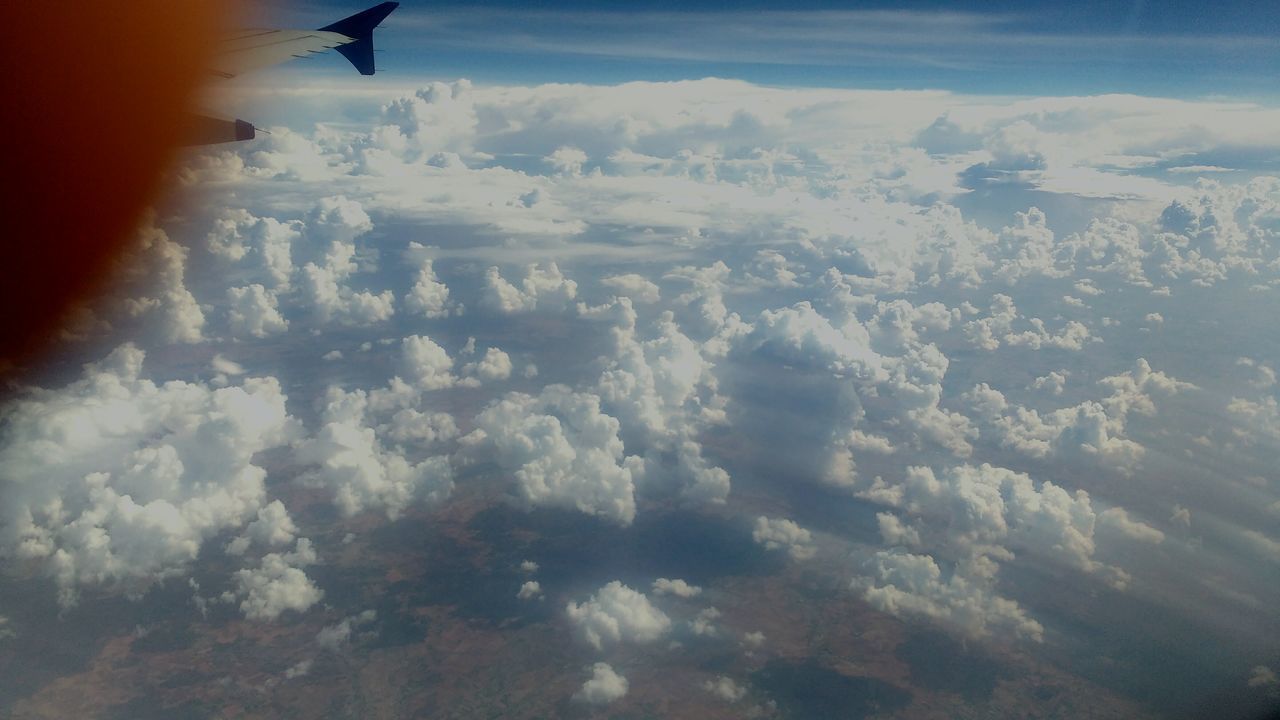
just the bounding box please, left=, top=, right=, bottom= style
left=318, top=2, right=400, bottom=75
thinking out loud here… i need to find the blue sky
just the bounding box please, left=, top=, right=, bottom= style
left=264, top=0, right=1280, bottom=97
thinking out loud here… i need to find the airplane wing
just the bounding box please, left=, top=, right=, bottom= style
left=210, top=29, right=356, bottom=79
left=190, top=2, right=399, bottom=143
left=212, top=2, right=399, bottom=78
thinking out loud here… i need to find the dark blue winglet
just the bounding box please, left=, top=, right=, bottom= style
left=318, top=2, right=400, bottom=75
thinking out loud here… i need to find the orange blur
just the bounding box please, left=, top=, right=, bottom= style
left=0, top=1, right=237, bottom=373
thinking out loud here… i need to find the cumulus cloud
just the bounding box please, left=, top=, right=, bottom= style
left=316, top=609, right=378, bottom=648
left=601, top=273, right=661, bottom=303
left=466, top=386, right=643, bottom=524
left=965, top=359, right=1191, bottom=475
left=33, top=77, right=1280, bottom=684
left=227, top=284, right=289, bottom=338
left=399, top=335, right=458, bottom=391
left=403, top=255, right=458, bottom=318
left=295, top=385, right=454, bottom=519
left=753, top=516, right=816, bottom=560
left=855, top=549, right=1045, bottom=642
left=590, top=299, right=730, bottom=503
left=652, top=578, right=702, bottom=598
left=703, top=676, right=748, bottom=702
left=480, top=263, right=577, bottom=314
left=231, top=539, right=323, bottom=621
left=460, top=347, right=513, bottom=385
left=120, top=223, right=206, bottom=344
left=517, top=581, right=543, bottom=600
left=0, top=344, right=296, bottom=606
left=566, top=581, right=671, bottom=650
left=226, top=500, right=299, bottom=556
left=574, top=662, right=628, bottom=705
left=689, top=606, right=722, bottom=637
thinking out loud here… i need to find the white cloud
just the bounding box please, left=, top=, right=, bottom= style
left=689, top=606, right=722, bottom=637
left=703, top=676, right=748, bottom=702
left=122, top=223, right=206, bottom=344
left=460, top=347, right=513, bottom=384
left=753, top=516, right=816, bottom=561
left=467, top=386, right=643, bottom=524
left=566, top=581, right=671, bottom=650
left=591, top=299, right=730, bottom=504
left=965, top=359, right=1191, bottom=475
left=227, top=500, right=299, bottom=556
left=1098, top=507, right=1165, bottom=545
left=227, top=284, right=289, bottom=338
left=855, top=549, right=1045, bottom=642
left=295, top=386, right=454, bottom=519
left=481, top=263, right=577, bottom=314
left=601, top=273, right=661, bottom=303
left=231, top=539, right=323, bottom=621
left=316, top=609, right=378, bottom=648
left=0, top=344, right=296, bottom=606
left=517, top=581, right=543, bottom=600
left=34, top=76, right=1280, bottom=682
left=400, top=335, right=458, bottom=390
left=574, top=662, right=628, bottom=705
left=652, top=578, right=701, bottom=598
left=403, top=255, right=458, bottom=318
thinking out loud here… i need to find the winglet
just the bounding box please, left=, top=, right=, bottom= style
left=318, top=2, right=399, bottom=75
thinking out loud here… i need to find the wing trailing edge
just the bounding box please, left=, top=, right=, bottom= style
left=318, top=1, right=400, bottom=75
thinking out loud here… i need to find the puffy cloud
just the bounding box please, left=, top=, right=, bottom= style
left=299, top=262, right=396, bottom=326
left=591, top=300, right=730, bottom=504
left=566, top=581, right=671, bottom=650
left=460, top=347, right=513, bottom=385
left=574, top=663, right=628, bottom=705
left=853, top=460, right=1158, bottom=638
left=403, top=255, right=458, bottom=318
left=1097, top=508, right=1165, bottom=545
left=966, top=359, right=1191, bottom=475
left=400, top=335, right=458, bottom=391
left=703, top=676, right=748, bottom=702
left=689, top=606, right=722, bottom=637
left=517, top=581, right=543, bottom=600
left=295, top=386, right=454, bottom=519
left=316, top=609, right=378, bottom=648
left=34, top=77, right=1280, bottom=693
left=601, top=273, right=661, bottom=304
left=231, top=539, right=323, bottom=621
left=0, top=344, right=296, bottom=605
left=753, top=516, right=816, bottom=561
left=467, top=386, right=643, bottom=524
left=226, top=500, right=298, bottom=556
left=546, top=146, right=589, bottom=176
left=964, top=294, right=1092, bottom=352
left=1031, top=371, right=1068, bottom=395
left=480, top=263, right=577, bottom=314
left=855, top=549, right=1045, bottom=642
left=118, top=223, right=206, bottom=344
left=206, top=208, right=298, bottom=288
left=227, top=284, right=288, bottom=338
left=652, top=578, right=701, bottom=598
